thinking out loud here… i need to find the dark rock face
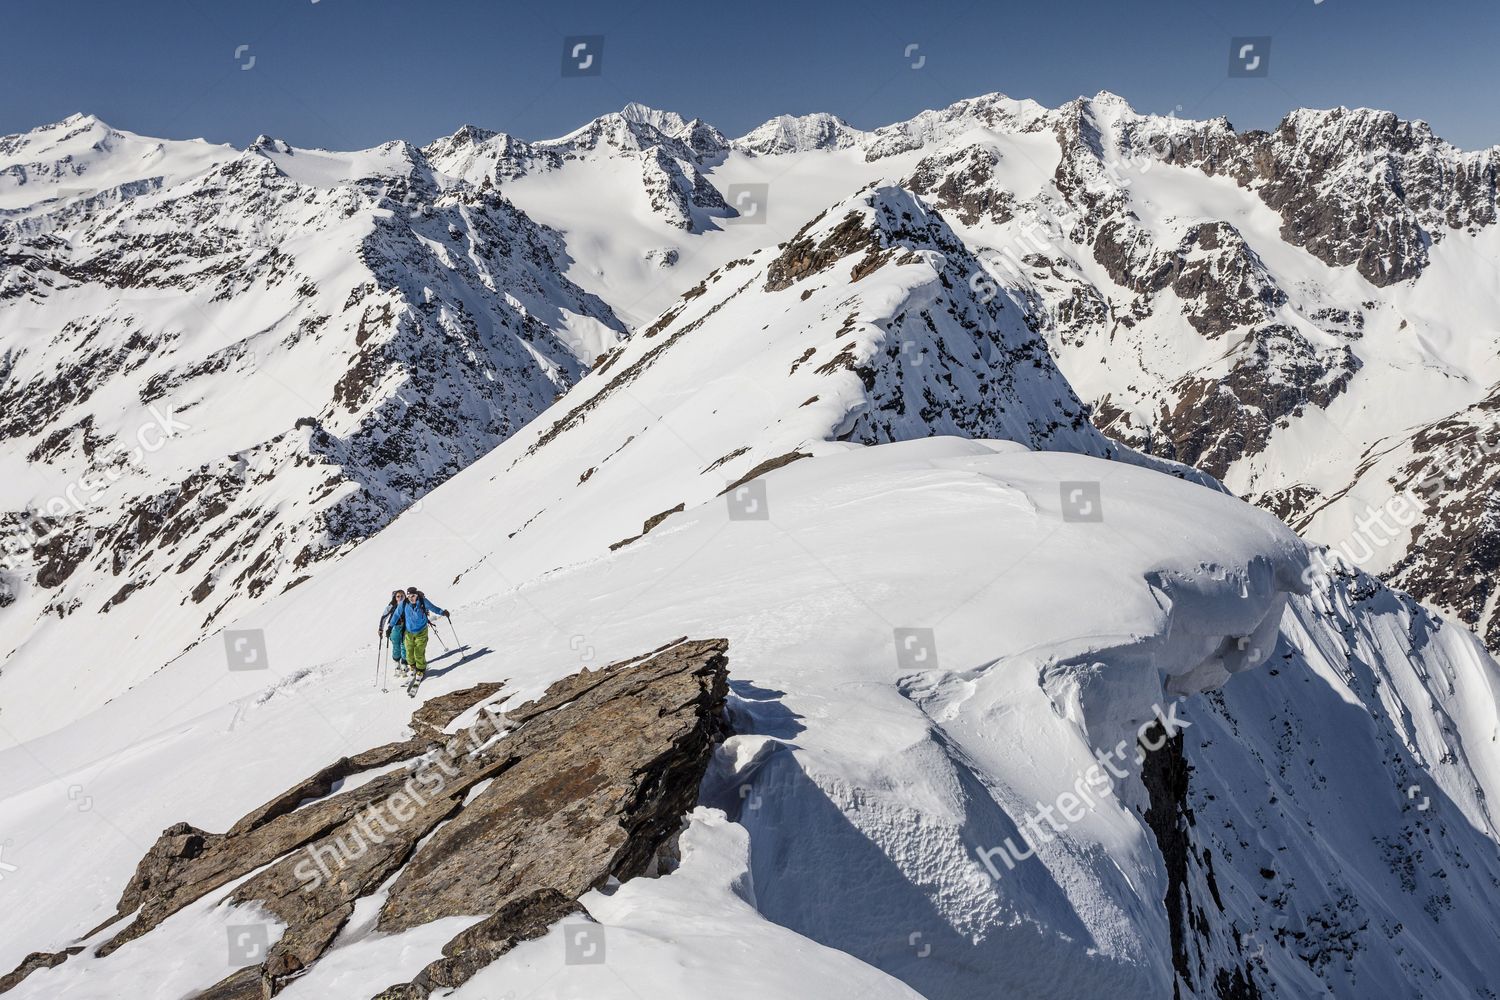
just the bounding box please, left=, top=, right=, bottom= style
left=641, top=147, right=728, bottom=231
left=764, top=209, right=884, bottom=292
left=905, top=145, right=1016, bottom=226
left=0, top=949, right=82, bottom=994
left=369, top=889, right=585, bottom=1000
left=0, top=639, right=729, bottom=998
left=1139, top=723, right=1261, bottom=1000
left=1091, top=220, right=1286, bottom=340
left=1157, top=326, right=1360, bottom=479
left=1157, top=107, right=1499, bottom=286
left=1373, top=394, right=1500, bottom=649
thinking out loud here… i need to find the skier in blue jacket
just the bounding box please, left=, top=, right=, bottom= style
left=378, top=590, right=408, bottom=676
left=399, top=586, right=450, bottom=691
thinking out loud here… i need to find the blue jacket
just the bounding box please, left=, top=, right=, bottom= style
left=400, top=595, right=446, bottom=633
left=380, top=601, right=406, bottom=635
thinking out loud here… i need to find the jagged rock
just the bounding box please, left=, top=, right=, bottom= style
left=905, top=144, right=1016, bottom=225
left=0, top=640, right=728, bottom=999
left=609, top=503, right=686, bottom=550
left=375, top=636, right=728, bottom=933
left=1140, top=722, right=1259, bottom=1000
left=370, top=889, right=586, bottom=999
left=1156, top=107, right=1499, bottom=286
left=1146, top=325, right=1360, bottom=479
left=765, top=209, right=882, bottom=292
left=0, top=949, right=82, bottom=994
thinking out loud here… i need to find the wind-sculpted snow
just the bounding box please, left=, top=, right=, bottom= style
left=0, top=437, right=1309, bottom=997
left=3, top=93, right=1500, bottom=1000
left=1172, top=568, right=1500, bottom=997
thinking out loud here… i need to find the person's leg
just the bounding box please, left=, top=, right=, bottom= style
left=390, top=629, right=406, bottom=662
left=403, top=630, right=418, bottom=670
left=407, top=628, right=430, bottom=676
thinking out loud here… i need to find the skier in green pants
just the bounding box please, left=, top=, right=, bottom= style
left=398, top=586, right=450, bottom=694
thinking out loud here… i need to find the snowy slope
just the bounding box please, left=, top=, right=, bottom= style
left=0, top=436, right=1306, bottom=997
left=5, top=428, right=1499, bottom=998
left=9, top=93, right=1494, bottom=746
left=4, top=94, right=1500, bottom=999
left=0, top=120, right=624, bottom=737
left=468, top=94, right=1500, bottom=653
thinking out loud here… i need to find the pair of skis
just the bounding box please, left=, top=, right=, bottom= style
left=373, top=638, right=419, bottom=696
left=373, top=619, right=461, bottom=697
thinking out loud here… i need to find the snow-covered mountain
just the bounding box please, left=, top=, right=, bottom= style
left=399, top=95, right=1500, bottom=662
left=0, top=114, right=625, bottom=733
left=440, top=91, right=1500, bottom=652
left=424, top=102, right=733, bottom=233
left=2, top=93, right=1499, bottom=1000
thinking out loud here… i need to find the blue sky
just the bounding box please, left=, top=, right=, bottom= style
left=5, top=0, right=1497, bottom=149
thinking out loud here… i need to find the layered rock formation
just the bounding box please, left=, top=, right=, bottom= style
left=0, top=638, right=729, bottom=999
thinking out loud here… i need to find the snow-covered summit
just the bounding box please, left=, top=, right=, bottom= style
left=733, top=112, right=865, bottom=155
left=618, top=101, right=690, bottom=135
left=4, top=89, right=1500, bottom=999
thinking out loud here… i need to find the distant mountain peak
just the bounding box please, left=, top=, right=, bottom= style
left=733, top=112, right=864, bottom=155
left=248, top=134, right=293, bottom=154
left=58, top=112, right=107, bottom=130
left=449, top=123, right=499, bottom=146
left=618, top=101, right=690, bottom=135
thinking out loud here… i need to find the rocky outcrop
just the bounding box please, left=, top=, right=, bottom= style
left=1319, top=387, right=1500, bottom=649
left=905, top=144, right=1017, bottom=226
left=1155, top=107, right=1499, bottom=286
left=0, top=638, right=729, bottom=998
left=1156, top=325, right=1360, bottom=478
left=369, top=889, right=585, bottom=1000
left=764, top=208, right=885, bottom=292
left=1140, top=722, right=1261, bottom=1000
left=1089, top=218, right=1287, bottom=339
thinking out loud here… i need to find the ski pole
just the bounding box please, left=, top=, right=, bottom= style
left=373, top=637, right=381, bottom=688
left=447, top=619, right=462, bottom=646
left=431, top=625, right=450, bottom=652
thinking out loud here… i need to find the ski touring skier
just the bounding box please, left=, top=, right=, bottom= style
left=398, top=586, right=451, bottom=696
left=379, top=590, right=408, bottom=678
